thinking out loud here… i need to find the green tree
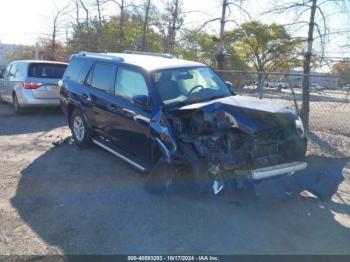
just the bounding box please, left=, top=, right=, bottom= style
left=179, top=31, right=217, bottom=65
left=231, top=21, right=302, bottom=81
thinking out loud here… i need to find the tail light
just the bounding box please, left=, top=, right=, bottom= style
left=22, top=82, right=42, bottom=89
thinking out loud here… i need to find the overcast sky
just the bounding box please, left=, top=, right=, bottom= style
left=0, top=0, right=349, bottom=62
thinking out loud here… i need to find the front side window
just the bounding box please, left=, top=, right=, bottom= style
left=4, top=64, right=12, bottom=78
left=9, top=63, right=18, bottom=78
left=152, top=66, right=231, bottom=107
left=115, top=67, right=149, bottom=100
left=90, top=63, right=117, bottom=93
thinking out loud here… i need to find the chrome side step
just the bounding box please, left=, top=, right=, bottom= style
left=92, top=138, right=147, bottom=172
left=251, top=161, right=307, bottom=180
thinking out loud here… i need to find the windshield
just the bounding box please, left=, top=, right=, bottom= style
left=152, top=67, right=232, bottom=107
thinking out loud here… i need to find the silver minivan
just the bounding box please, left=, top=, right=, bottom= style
left=0, top=60, right=67, bottom=114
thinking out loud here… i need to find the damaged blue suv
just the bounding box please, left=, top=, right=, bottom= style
left=60, top=51, right=307, bottom=194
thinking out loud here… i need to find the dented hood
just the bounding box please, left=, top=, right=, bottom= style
left=178, top=95, right=297, bottom=134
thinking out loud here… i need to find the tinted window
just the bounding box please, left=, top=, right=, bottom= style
left=90, top=63, right=117, bottom=93
left=4, top=64, right=12, bottom=78
left=28, top=63, right=67, bottom=79
left=115, top=68, right=149, bottom=99
left=65, top=57, right=92, bottom=83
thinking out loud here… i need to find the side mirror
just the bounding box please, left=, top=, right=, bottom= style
left=225, top=81, right=233, bottom=89
left=132, top=95, right=151, bottom=110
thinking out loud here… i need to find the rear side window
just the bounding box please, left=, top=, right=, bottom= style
left=65, top=57, right=92, bottom=83
left=28, top=63, right=67, bottom=79
left=90, top=63, right=117, bottom=93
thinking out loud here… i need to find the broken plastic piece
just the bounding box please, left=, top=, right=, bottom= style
left=213, top=179, right=224, bottom=195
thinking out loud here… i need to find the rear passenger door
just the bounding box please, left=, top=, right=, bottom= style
left=85, top=62, right=118, bottom=135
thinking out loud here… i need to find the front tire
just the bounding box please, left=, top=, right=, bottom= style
left=145, top=160, right=174, bottom=194
left=70, top=109, right=93, bottom=148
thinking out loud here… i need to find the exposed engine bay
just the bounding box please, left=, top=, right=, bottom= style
left=167, top=106, right=307, bottom=176
left=151, top=96, right=343, bottom=200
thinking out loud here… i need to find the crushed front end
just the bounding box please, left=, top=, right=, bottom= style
left=164, top=96, right=308, bottom=193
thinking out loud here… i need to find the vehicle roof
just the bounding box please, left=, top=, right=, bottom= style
left=10, top=60, right=68, bottom=65
left=80, top=53, right=206, bottom=71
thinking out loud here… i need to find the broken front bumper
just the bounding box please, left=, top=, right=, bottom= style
left=251, top=161, right=307, bottom=180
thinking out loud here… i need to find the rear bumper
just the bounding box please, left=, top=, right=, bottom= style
left=16, top=89, right=60, bottom=107
left=251, top=161, right=307, bottom=180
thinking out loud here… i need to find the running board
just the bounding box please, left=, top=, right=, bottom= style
left=251, top=161, right=307, bottom=180
left=92, top=137, right=149, bottom=172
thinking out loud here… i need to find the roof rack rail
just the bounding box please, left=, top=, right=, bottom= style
left=123, top=50, right=174, bottom=59
left=78, top=51, right=124, bottom=62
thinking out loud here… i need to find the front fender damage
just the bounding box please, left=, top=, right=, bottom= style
left=150, top=109, right=178, bottom=164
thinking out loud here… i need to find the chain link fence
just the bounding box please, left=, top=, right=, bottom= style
left=217, top=70, right=350, bottom=157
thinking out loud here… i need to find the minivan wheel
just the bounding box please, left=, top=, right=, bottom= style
left=12, top=94, right=24, bottom=115
left=70, top=109, right=93, bottom=147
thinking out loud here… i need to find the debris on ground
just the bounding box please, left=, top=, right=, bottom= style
left=52, top=136, right=72, bottom=147
left=253, top=156, right=348, bottom=201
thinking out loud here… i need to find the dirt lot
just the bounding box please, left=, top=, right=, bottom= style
left=0, top=103, right=350, bottom=255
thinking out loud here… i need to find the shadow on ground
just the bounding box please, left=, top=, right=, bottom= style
left=11, top=143, right=350, bottom=255
left=0, top=104, right=65, bottom=136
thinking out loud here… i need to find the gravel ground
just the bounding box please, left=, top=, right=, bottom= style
left=0, top=103, right=350, bottom=255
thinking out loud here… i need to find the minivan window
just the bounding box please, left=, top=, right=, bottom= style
left=90, top=63, right=117, bottom=93
left=28, top=63, right=67, bottom=79
left=4, top=64, right=12, bottom=78
left=115, top=68, right=149, bottom=100
left=9, top=63, right=18, bottom=78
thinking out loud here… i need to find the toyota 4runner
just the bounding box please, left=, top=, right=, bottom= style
left=60, top=51, right=307, bottom=194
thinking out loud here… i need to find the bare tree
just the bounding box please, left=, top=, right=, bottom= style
left=78, top=0, right=90, bottom=27
left=95, top=0, right=105, bottom=51
left=109, top=0, right=128, bottom=50
left=301, top=0, right=317, bottom=131
left=141, top=0, right=152, bottom=51
left=167, top=0, right=181, bottom=54
left=269, top=0, right=348, bottom=130
left=217, top=0, right=228, bottom=70
left=45, top=4, right=70, bottom=60
left=192, top=0, right=250, bottom=70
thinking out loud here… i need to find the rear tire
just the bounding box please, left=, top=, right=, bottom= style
left=12, top=93, right=24, bottom=115
left=70, top=109, right=93, bottom=148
